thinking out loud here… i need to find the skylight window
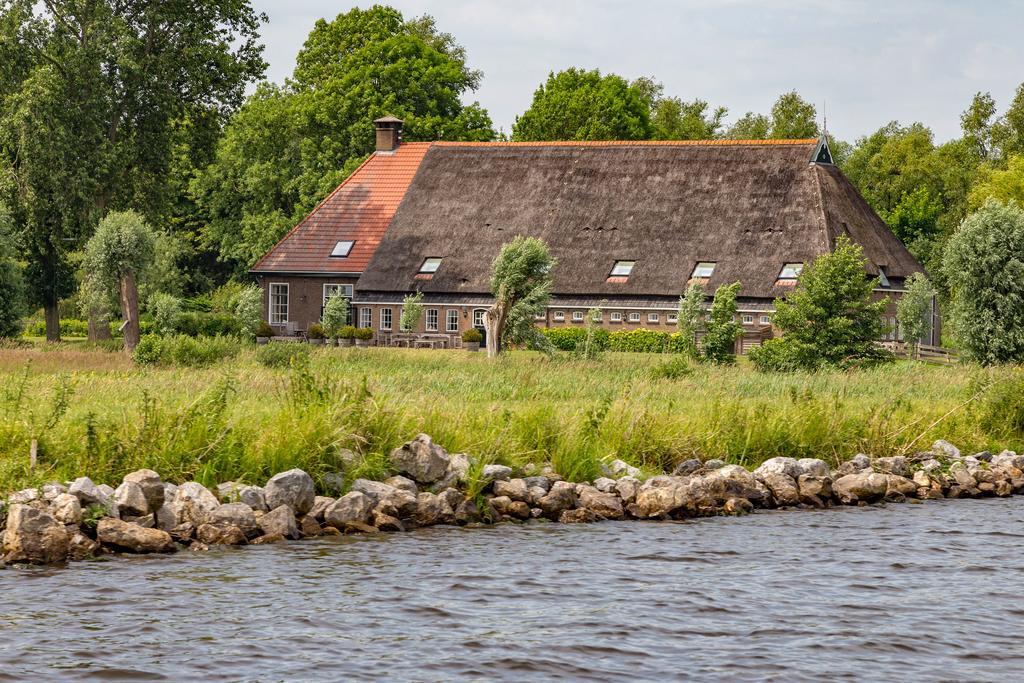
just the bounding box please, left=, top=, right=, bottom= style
left=778, top=263, right=804, bottom=280
left=610, top=260, right=635, bottom=277
left=419, top=257, right=442, bottom=274
left=691, top=262, right=716, bottom=279
left=877, top=266, right=891, bottom=288
left=330, top=240, right=355, bottom=257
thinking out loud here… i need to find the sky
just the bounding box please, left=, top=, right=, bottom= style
left=249, top=0, right=1024, bottom=143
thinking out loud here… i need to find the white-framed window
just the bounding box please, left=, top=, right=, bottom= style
left=667, top=313, right=678, bottom=324
left=591, top=310, right=603, bottom=322
left=691, top=262, right=716, bottom=279
left=629, top=312, right=641, bottom=323
left=779, top=263, right=804, bottom=280
left=610, top=312, right=623, bottom=322
left=609, top=260, right=635, bottom=277
left=648, top=313, right=660, bottom=323
left=553, top=310, right=565, bottom=321
left=359, top=307, right=372, bottom=328
left=419, top=257, right=442, bottom=274
left=473, top=309, right=486, bottom=327
left=572, top=311, right=585, bottom=322
left=269, top=283, right=288, bottom=324
left=330, top=240, right=355, bottom=257
left=380, top=308, right=392, bottom=331
left=742, top=315, right=754, bottom=325
left=323, top=283, right=353, bottom=306
left=426, top=308, right=439, bottom=332
left=446, top=309, right=459, bottom=333
left=534, top=312, right=546, bottom=321
left=760, top=315, right=771, bottom=325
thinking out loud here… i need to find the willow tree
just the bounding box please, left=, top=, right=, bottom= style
left=484, top=236, right=555, bottom=358
left=82, top=211, right=155, bottom=351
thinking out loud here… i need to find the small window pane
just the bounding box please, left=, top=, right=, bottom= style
left=779, top=263, right=803, bottom=280
left=473, top=310, right=486, bottom=327
left=692, top=262, right=716, bottom=279
left=359, top=308, right=372, bottom=328
left=446, top=309, right=459, bottom=333
left=331, top=241, right=354, bottom=257
left=269, top=283, right=289, bottom=325
left=419, top=257, right=442, bottom=274
left=426, top=309, right=439, bottom=331
left=610, top=260, right=635, bottom=277
left=380, top=308, right=392, bottom=331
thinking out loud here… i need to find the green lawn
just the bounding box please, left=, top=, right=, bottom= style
left=1, top=344, right=1021, bottom=495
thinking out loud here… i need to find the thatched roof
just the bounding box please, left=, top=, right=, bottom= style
left=355, top=139, right=922, bottom=299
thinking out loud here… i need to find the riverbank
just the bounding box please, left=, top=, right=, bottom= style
left=3, top=433, right=1022, bottom=566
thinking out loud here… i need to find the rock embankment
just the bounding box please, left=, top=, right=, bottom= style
left=3, top=436, right=1023, bottom=566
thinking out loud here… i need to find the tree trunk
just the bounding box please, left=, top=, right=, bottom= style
left=484, top=301, right=507, bottom=358
left=119, top=271, right=141, bottom=352
left=44, top=304, right=61, bottom=343
left=87, top=313, right=112, bottom=341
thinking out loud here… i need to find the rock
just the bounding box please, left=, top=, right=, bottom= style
left=308, top=496, right=334, bottom=522
left=209, top=503, right=259, bottom=539
left=760, top=472, right=800, bottom=507
left=251, top=533, right=286, bottom=545
left=51, top=493, right=82, bottom=525
left=628, top=479, right=690, bottom=519
left=9, top=488, right=39, bottom=505
left=372, top=512, right=404, bottom=532
left=123, top=513, right=155, bottom=528
left=932, top=440, right=961, bottom=459
left=707, top=466, right=768, bottom=505
left=259, top=505, right=301, bottom=540
left=68, top=531, right=101, bottom=561
left=238, top=485, right=268, bottom=512
left=873, top=456, right=911, bottom=478
left=350, top=479, right=399, bottom=503
left=994, top=480, right=1013, bottom=497
left=526, top=486, right=549, bottom=506
left=723, top=497, right=754, bottom=515
left=920, top=458, right=943, bottom=473
left=672, top=459, right=701, bottom=476
left=216, top=481, right=244, bottom=503
left=522, top=476, right=552, bottom=493
left=483, top=464, right=513, bottom=482
left=97, top=484, right=115, bottom=500
left=593, top=477, right=617, bottom=493
left=453, top=498, right=484, bottom=524
left=797, top=458, right=831, bottom=477
left=703, top=459, right=726, bottom=470
left=439, top=487, right=464, bottom=511
left=559, top=508, right=598, bottom=524
left=614, top=477, right=640, bottom=504
left=973, top=451, right=993, bottom=462
left=797, top=474, right=832, bottom=507
left=577, top=485, right=624, bottom=520
left=42, top=483, right=66, bottom=501
left=300, top=516, right=324, bottom=537
left=113, top=481, right=149, bottom=518
left=390, top=434, right=451, bottom=484
left=374, top=488, right=418, bottom=519
left=172, top=482, right=220, bottom=525
left=603, top=459, right=641, bottom=478
left=952, top=467, right=977, bottom=489
left=2, top=504, right=70, bottom=564
left=383, top=476, right=418, bottom=494
left=489, top=496, right=528, bottom=520
left=832, top=472, right=889, bottom=504
left=913, top=470, right=933, bottom=488
left=264, top=469, right=315, bottom=516
left=324, top=492, right=374, bottom=530
left=322, top=472, right=346, bottom=495
left=413, top=492, right=453, bottom=527
left=835, top=454, right=872, bottom=476
left=97, top=519, right=176, bottom=554
left=122, top=469, right=164, bottom=512
left=68, top=477, right=108, bottom=507
left=341, top=522, right=378, bottom=535
left=993, top=451, right=1024, bottom=470
left=493, top=478, right=530, bottom=502
left=754, top=457, right=802, bottom=480
left=169, top=522, right=195, bottom=543
left=537, top=481, right=578, bottom=520
left=886, top=475, right=917, bottom=497
left=196, top=523, right=247, bottom=545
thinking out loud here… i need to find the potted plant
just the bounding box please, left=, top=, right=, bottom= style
left=307, top=323, right=326, bottom=345
left=339, top=325, right=356, bottom=347
left=354, top=327, right=374, bottom=347
left=462, top=327, right=483, bottom=351
left=256, top=321, right=274, bottom=345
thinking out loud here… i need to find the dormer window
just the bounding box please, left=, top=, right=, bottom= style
left=877, top=266, right=891, bottom=288
left=778, top=263, right=804, bottom=281
left=330, top=240, right=354, bottom=257
left=419, top=257, right=442, bottom=274
left=691, top=262, right=716, bottom=279
left=607, top=260, right=634, bottom=283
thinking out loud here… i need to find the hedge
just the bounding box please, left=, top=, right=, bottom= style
left=22, top=318, right=154, bottom=338
left=540, top=327, right=689, bottom=353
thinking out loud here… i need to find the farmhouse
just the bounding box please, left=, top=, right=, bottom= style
left=252, top=117, right=937, bottom=350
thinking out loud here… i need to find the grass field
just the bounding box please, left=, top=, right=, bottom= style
left=1, top=344, right=1022, bottom=495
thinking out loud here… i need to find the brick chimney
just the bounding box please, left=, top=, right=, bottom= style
left=374, top=115, right=403, bottom=152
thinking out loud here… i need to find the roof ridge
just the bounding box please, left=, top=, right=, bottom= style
left=430, top=138, right=818, bottom=148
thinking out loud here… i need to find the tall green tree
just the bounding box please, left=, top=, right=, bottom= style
left=700, top=283, right=743, bottom=365
left=193, top=6, right=494, bottom=274
left=727, top=91, right=819, bottom=140
left=961, top=91, right=998, bottom=161
left=676, top=282, right=705, bottom=358
left=633, top=77, right=727, bottom=140
left=969, top=155, right=1024, bottom=209
left=896, top=273, right=936, bottom=357
left=0, top=0, right=266, bottom=340
left=484, top=236, right=555, bottom=358
left=993, top=82, right=1024, bottom=158
left=0, top=202, right=26, bottom=337
left=512, top=68, right=651, bottom=141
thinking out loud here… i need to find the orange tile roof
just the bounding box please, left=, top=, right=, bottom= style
left=251, top=142, right=431, bottom=274
left=432, top=138, right=818, bottom=147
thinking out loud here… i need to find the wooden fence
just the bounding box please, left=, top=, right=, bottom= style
left=877, top=341, right=959, bottom=364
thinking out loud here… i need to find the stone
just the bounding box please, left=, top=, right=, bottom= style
left=300, top=516, right=324, bottom=537
left=873, top=456, right=911, bottom=478
left=123, top=514, right=155, bottom=528
left=490, top=496, right=530, bottom=520
left=374, top=488, right=418, bottom=519
left=797, top=474, right=832, bottom=507
left=754, top=457, right=802, bottom=480
left=723, top=497, right=754, bottom=515
left=832, top=472, right=889, bottom=504
left=383, top=476, right=418, bottom=494
left=68, top=477, right=108, bottom=507
left=68, top=531, right=101, bottom=561
left=42, top=483, right=66, bottom=501
left=97, top=518, right=176, bottom=554
left=216, top=481, right=244, bottom=503
left=372, top=512, right=404, bottom=532
left=196, top=523, right=247, bottom=545
left=51, top=493, right=82, bottom=525
left=322, top=472, right=346, bottom=495
left=835, top=454, right=872, bottom=476
left=797, top=458, right=831, bottom=477
left=886, top=475, right=917, bottom=497
left=707, top=466, right=768, bottom=505
left=931, top=440, right=961, bottom=459
left=537, top=481, right=578, bottom=520
left=389, top=434, right=451, bottom=484
left=324, top=492, right=374, bottom=530
left=559, top=508, right=598, bottom=524
left=672, top=459, right=701, bottom=476
left=169, top=522, right=195, bottom=543
left=264, top=469, right=315, bottom=516
left=482, top=464, right=513, bottom=483
left=703, top=459, right=727, bottom=470
left=913, top=470, right=933, bottom=488
left=593, top=477, right=617, bottom=493
left=973, top=451, right=993, bottom=462
left=526, top=486, right=549, bottom=506
left=123, top=469, right=164, bottom=512
left=239, top=486, right=268, bottom=512
left=453, top=498, right=485, bottom=525
left=251, top=533, right=286, bottom=545
left=614, top=477, right=640, bottom=504
left=994, top=480, right=1013, bottom=497
left=2, top=504, right=70, bottom=564
left=97, top=484, right=115, bottom=500
left=952, top=467, right=977, bottom=489
left=439, top=487, right=464, bottom=511
left=259, top=505, right=301, bottom=540
left=341, top=522, right=379, bottom=535
left=603, top=459, right=641, bottom=478
left=628, top=479, right=690, bottom=519
left=9, top=488, right=39, bottom=505
left=209, top=503, right=260, bottom=539
left=413, top=492, right=454, bottom=527
left=577, top=485, right=624, bottom=520
left=760, top=472, right=800, bottom=507
left=493, top=478, right=530, bottom=502
left=308, top=496, right=334, bottom=522
left=172, top=482, right=220, bottom=525
left=350, top=479, right=399, bottom=503
left=921, top=459, right=943, bottom=473
left=522, top=476, right=552, bottom=492
left=993, top=451, right=1024, bottom=470
left=113, top=481, right=149, bottom=518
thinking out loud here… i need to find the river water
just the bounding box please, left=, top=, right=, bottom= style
left=3, top=497, right=1024, bottom=682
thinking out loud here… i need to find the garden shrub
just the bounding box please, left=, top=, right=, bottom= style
left=173, top=311, right=243, bottom=337
left=256, top=342, right=311, bottom=369
left=131, top=334, right=242, bottom=367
